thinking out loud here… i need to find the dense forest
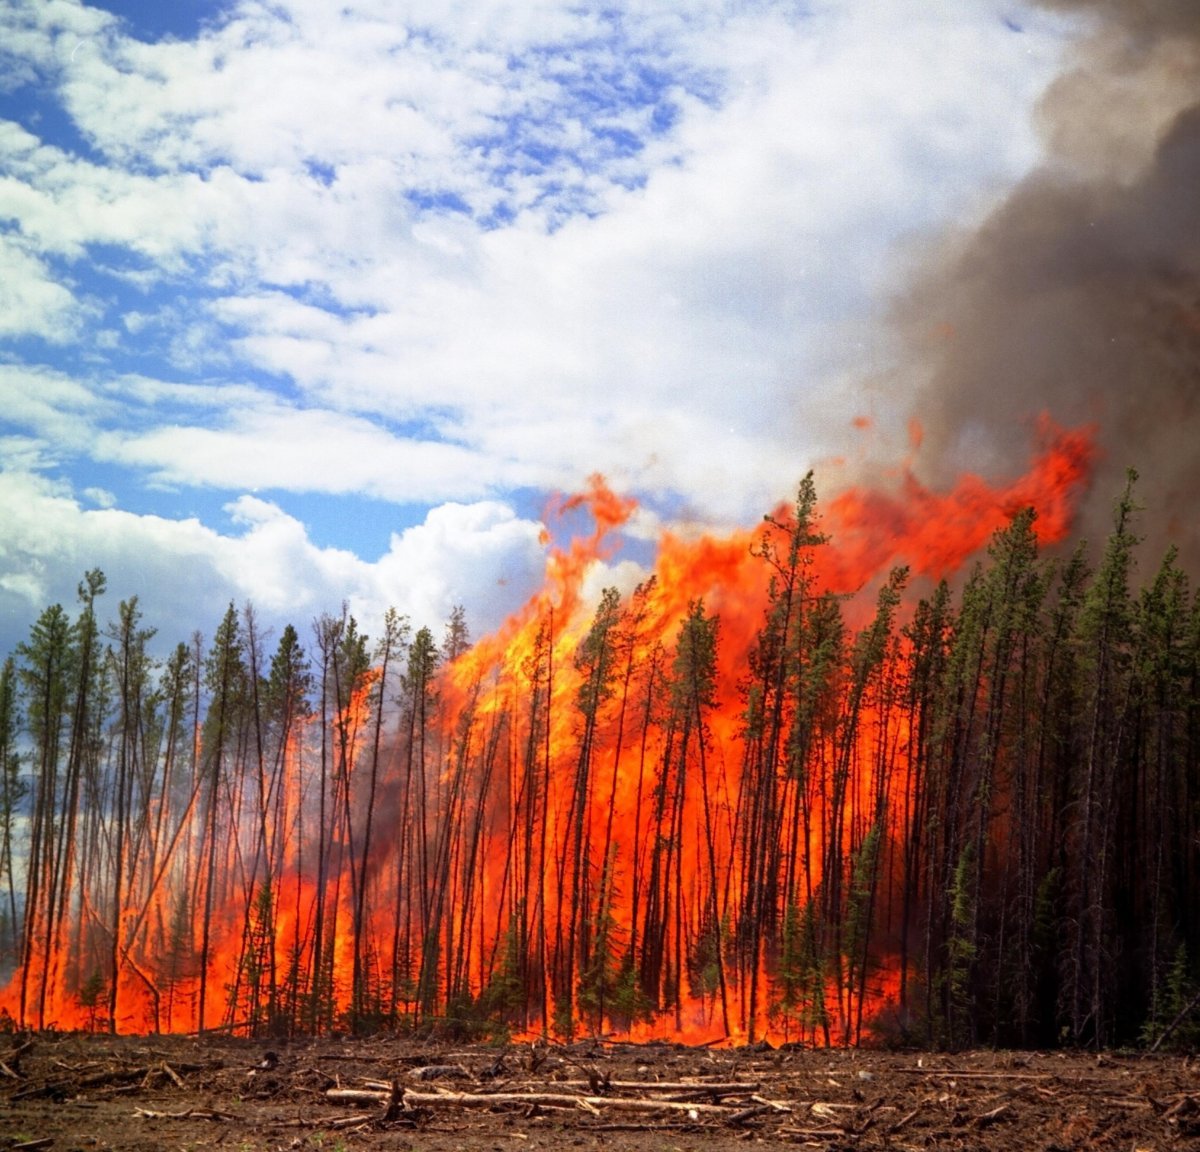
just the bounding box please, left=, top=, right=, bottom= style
left=0, top=453, right=1197, bottom=1050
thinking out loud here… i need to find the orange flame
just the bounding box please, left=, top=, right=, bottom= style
left=0, top=421, right=1094, bottom=1044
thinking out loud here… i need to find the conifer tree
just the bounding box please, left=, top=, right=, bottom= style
left=16, top=601, right=74, bottom=1027
left=105, top=595, right=156, bottom=1031
left=559, top=586, right=622, bottom=1034
left=0, top=658, right=24, bottom=966
left=198, top=603, right=245, bottom=1032
left=1071, top=470, right=1139, bottom=1045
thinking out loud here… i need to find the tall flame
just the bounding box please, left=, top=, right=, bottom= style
left=0, top=422, right=1094, bottom=1043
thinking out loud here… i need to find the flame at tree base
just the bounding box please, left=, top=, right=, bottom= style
left=3, top=422, right=1113, bottom=1047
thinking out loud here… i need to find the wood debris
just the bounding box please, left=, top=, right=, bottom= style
left=4, top=1033, right=1200, bottom=1149
left=134, top=1105, right=234, bottom=1121
left=327, top=1084, right=740, bottom=1117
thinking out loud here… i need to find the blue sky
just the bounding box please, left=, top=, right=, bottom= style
left=0, top=0, right=1087, bottom=654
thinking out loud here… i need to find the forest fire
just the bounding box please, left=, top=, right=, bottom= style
left=3, top=418, right=1196, bottom=1050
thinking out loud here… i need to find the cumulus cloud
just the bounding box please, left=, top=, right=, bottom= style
left=0, top=468, right=547, bottom=658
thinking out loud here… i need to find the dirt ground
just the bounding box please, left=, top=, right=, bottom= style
left=2, top=1031, right=1199, bottom=1151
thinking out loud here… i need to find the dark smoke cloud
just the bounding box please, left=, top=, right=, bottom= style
left=897, top=0, right=1200, bottom=568
left=1037, top=0, right=1200, bottom=39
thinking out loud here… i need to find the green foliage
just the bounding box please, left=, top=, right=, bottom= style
left=266, top=624, right=312, bottom=727
left=672, top=600, right=720, bottom=716
left=575, top=587, right=623, bottom=720
left=1031, top=867, right=1061, bottom=960
left=685, top=909, right=725, bottom=1002
left=843, top=826, right=881, bottom=983
left=437, top=990, right=508, bottom=1043
left=479, top=911, right=526, bottom=1022
left=1080, top=469, right=1140, bottom=656
left=203, top=602, right=248, bottom=761
left=943, top=842, right=977, bottom=1048
left=577, top=849, right=633, bottom=1034
left=771, top=900, right=829, bottom=1043
left=17, top=603, right=75, bottom=764
left=230, top=883, right=277, bottom=1036
left=0, top=656, right=26, bottom=962
left=405, top=626, right=440, bottom=710
left=77, top=969, right=108, bottom=1033
left=603, top=947, right=654, bottom=1031
left=1141, top=944, right=1200, bottom=1051
left=442, top=604, right=470, bottom=663
left=552, top=994, right=576, bottom=1041
left=787, top=591, right=846, bottom=779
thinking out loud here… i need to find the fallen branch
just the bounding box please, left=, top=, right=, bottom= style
left=1098, top=1096, right=1154, bottom=1109
left=974, top=1103, right=1011, bottom=1128
left=750, top=1094, right=792, bottom=1112
left=14, top=1058, right=216, bottom=1100
left=409, top=1063, right=471, bottom=1081
left=328, top=1088, right=406, bottom=1107
left=358, top=1076, right=767, bottom=1103
left=141, top=1061, right=186, bottom=1089
left=895, top=1067, right=1124, bottom=1088
left=725, top=1103, right=773, bottom=1124
left=810, top=1101, right=856, bottom=1118
left=1164, top=1095, right=1200, bottom=1120
left=556, top=1079, right=760, bottom=1095
left=580, top=1122, right=698, bottom=1132
left=1, top=1038, right=34, bottom=1071
left=886, top=1104, right=922, bottom=1134
left=134, top=1106, right=234, bottom=1122
left=327, top=1085, right=741, bottom=1117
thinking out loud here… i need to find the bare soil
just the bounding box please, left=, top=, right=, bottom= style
left=2, top=1031, right=1199, bottom=1151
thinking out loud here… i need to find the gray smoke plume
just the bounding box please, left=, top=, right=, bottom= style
left=896, top=0, right=1200, bottom=567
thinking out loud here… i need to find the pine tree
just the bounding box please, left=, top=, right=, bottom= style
left=198, top=603, right=245, bottom=1032
left=671, top=600, right=728, bottom=1031
left=826, top=567, right=906, bottom=1044
left=1071, top=471, right=1139, bottom=1046
left=15, top=601, right=74, bottom=1027
left=740, top=473, right=828, bottom=1039
left=0, top=657, right=25, bottom=967
left=558, top=586, right=622, bottom=1035
left=105, top=595, right=156, bottom=1031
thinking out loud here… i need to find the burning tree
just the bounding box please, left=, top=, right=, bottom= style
left=1, top=426, right=1198, bottom=1049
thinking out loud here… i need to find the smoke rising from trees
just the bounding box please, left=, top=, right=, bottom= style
left=897, top=0, right=1200, bottom=562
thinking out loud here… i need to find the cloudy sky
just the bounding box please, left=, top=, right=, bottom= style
left=0, top=0, right=1095, bottom=654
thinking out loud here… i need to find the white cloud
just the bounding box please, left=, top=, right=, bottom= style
left=0, top=364, right=108, bottom=450
left=372, top=499, right=550, bottom=636
left=0, top=467, right=547, bottom=658
left=98, top=401, right=503, bottom=502
left=146, top=0, right=1066, bottom=522
left=0, top=0, right=1085, bottom=656
left=81, top=485, right=116, bottom=507
left=0, top=236, right=82, bottom=342
left=0, top=120, right=210, bottom=267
